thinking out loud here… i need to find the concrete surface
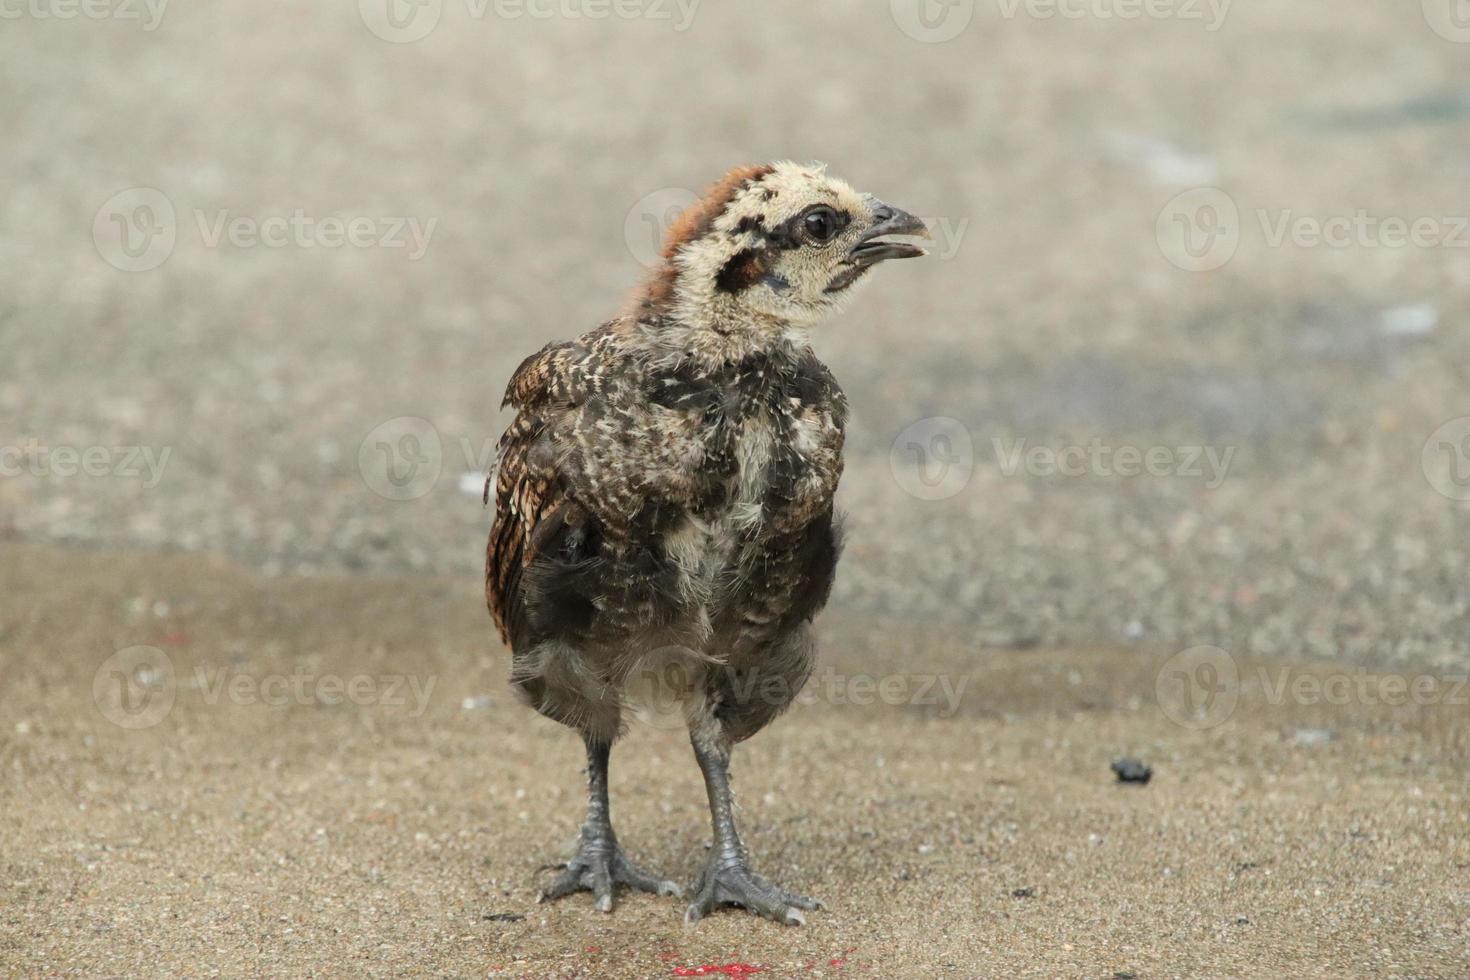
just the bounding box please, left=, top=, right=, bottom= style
left=3, top=1, right=1470, bottom=669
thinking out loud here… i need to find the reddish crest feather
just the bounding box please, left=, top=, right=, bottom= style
left=633, top=163, right=775, bottom=313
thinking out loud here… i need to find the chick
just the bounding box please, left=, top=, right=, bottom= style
left=486, top=162, right=929, bottom=924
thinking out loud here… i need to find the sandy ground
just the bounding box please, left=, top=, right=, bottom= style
left=3, top=544, right=1467, bottom=977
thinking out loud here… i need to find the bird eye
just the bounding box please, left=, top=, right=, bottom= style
left=802, top=207, right=839, bottom=244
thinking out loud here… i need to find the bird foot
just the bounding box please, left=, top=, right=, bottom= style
left=683, top=861, right=823, bottom=926
left=538, top=836, right=682, bottom=913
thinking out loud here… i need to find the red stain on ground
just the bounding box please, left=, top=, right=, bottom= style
left=672, top=964, right=764, bottom=977
left=804, top=947, right=858, bottom=971
left=156, top=631, right=191, bottom=646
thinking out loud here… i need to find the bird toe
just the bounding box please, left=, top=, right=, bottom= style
left=682, top=863, right=820, bottom=926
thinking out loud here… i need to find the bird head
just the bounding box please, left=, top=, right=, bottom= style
left=637, top=162, right=930, bottom=337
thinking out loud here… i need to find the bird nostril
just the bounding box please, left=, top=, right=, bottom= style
left=871, top=205, right=894, bottom=223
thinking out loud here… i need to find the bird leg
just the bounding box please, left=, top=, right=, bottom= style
left=539, top=734, right=681, bottom=911
left=683, top=730, right=823, bottom=926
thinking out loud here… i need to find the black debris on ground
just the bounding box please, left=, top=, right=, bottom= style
left=1111, top=758, right=1153, bottom=784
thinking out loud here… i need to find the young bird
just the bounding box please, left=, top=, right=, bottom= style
left=485, top=162, right=929, bottom=925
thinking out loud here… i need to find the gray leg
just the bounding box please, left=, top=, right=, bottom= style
left=683, top=729, right=822, bottom=926
left=539, top=734, right=681, bottom=911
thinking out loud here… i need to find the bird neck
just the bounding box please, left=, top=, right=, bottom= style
left=634, top=308, right=808, bottom=373
left=629, top=258, right=808, bottom=370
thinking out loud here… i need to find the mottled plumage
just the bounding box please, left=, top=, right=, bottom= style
left=484, top=162, right=929, bottom=924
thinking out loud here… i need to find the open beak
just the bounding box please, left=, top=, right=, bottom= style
left=847, top=200, right=931, bottom=264
left=825, top=199, right=931, bottom=293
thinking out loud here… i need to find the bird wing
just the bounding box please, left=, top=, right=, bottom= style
left=484, top=339, right=599, bottom=647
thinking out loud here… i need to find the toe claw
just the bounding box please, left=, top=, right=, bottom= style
left=535, top=839, right=680, bottom=912
left=684, top=863, right=822, bottom=925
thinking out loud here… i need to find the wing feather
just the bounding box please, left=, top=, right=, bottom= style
left=484, top=340, right=592, bottom=647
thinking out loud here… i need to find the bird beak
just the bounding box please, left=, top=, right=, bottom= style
left=844, top=199, right=932, bottom=266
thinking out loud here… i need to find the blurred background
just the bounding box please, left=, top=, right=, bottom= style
left=6, top=0, right=1469, bottom=672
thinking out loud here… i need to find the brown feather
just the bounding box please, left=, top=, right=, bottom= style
left=632, top=163, right=775, bottom=314
left=485, top=347, right=573, bottom=644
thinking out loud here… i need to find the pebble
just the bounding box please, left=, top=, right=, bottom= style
left=1111, top=759, right=1153, bottom=784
